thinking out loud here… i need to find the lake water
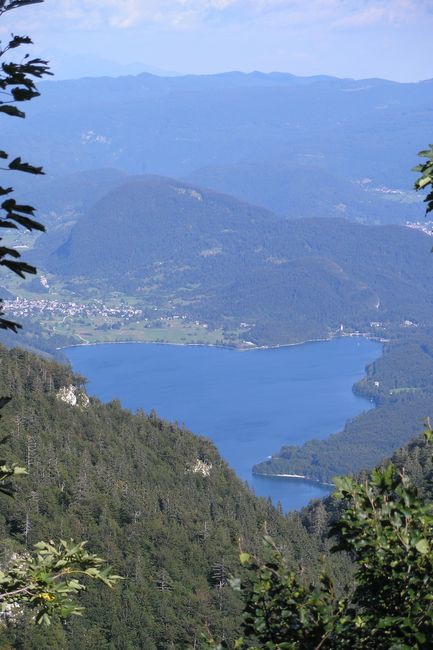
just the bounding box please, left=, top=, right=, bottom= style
left=65, top=337, right=382, bottom=512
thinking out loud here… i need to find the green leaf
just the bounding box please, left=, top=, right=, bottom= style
left=6, top=212, right=45, bottom=232
left=12, top=87, right=39, bottom=102
left=0, top=259, right=36, bottom=277
left=2, top=1, right=44, bottom=14
left=417, top=148, right=433, bottom=157
left=229, top=577, right=241, bottom=591
left=415, top=539, right=429, bottom=554
left=0, top=104, right=24, bottom=118
left=8, top=157, right=44, bottom=174
left=7, top=35, right=32, bottom=49
left=417, top=177, right=430, bottom=189
left=12, top=466, right=27, bottom=475
left=0, top=246, right=20, bottom=259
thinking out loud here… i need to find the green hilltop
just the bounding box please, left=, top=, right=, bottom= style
left=37, top=175, right=433, bottom=347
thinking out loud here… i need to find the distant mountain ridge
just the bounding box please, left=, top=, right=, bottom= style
left=186, top=161, right=422, bottom=223
left=43, top=50, right=179, bottom=80
left=1, top=70, right=430, bottom=214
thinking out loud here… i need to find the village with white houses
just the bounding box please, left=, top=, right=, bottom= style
left=3, top=296, right=145, bottom=323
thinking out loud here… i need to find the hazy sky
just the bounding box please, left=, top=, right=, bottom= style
left=1, top=0, right=432, bottom=81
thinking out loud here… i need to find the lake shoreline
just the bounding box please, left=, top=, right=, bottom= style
left=59, top=332, right=387, bottom=353
left=253, top=471, right=335, bottom=488
left=65, top=337, right=382, bottom=510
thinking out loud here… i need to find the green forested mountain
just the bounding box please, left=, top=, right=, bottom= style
left=45, top=174, right=278, bottom=275
left=7, top=169, right=130, bottom=264
left=40, top=175, right=433, bottom=345
left=0, top=346, right=318, bottom=649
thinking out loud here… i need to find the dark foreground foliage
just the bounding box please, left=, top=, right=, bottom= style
left=211, top=429, right=433, bottom=649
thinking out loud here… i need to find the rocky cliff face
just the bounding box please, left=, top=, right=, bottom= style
left=56, top=384, right=90, bottom=408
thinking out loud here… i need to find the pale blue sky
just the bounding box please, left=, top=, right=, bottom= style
left=1, top=0, right=432, bottom=81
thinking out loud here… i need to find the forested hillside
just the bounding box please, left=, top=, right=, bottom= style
left=0, top=346, right=318, bottom=649
left=37, top=176, right=433, bottom=345
left=300, top=427, right=433, bottom=565
left=1, top=345, right=432, bottom=647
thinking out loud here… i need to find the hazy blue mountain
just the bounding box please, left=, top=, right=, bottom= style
left=2, top=72, right=431, bottom=214
left=43, top=50, right=179, bottom=80
left=186, top=161, right=422, bottom=223
left=15, top=168, right=129, bottom=229
left=12, top=168, right=130, bottom=266
left=36, top=173, right=276, bottom=266
left=43, top=174, right=278, bottom=281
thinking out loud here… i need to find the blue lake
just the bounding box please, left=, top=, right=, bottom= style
left=65, top=337, right=382, bottom=512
